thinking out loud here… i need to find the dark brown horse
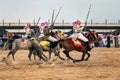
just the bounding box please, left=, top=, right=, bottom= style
left=59, top=30, right=99, bottom=63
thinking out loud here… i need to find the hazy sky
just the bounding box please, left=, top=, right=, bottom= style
left=0, top=0, right=120, bottom=23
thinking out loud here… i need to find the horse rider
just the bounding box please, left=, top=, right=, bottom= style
left=34, top=27, right=40, bottom=37
left=24, top=23, right=32, bottom=39
left=39, top=22, right=60, bottom=48
left=48, top=31, right=60, bottom=47
left=7, top=33, right=22, bottom=60
left=37, top=22, right=50, bottom=41
left=43, top=26, right=50, bottom=36
left=38, top=22, right=48, bottom=37
left=70, top=20, right=91, bottom=51
left=6, top=32, right=14, bottom=50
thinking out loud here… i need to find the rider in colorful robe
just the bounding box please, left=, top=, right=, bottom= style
left=70, top=20, right=91, bottom=51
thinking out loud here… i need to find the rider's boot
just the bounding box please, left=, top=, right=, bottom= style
left=85, top=42, right=92, bottom=51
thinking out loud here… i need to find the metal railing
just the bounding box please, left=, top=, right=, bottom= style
left=0, top=22, right=120, bottom=27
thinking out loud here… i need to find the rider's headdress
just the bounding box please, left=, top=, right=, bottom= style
left=72, top=20, right=81, bottom=28
left=24, top=23, right=31, bottom=29
left=39, top=22, right=48, bottom=28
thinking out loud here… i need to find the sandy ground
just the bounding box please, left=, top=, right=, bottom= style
left=0, top=48, right=120, bottom=80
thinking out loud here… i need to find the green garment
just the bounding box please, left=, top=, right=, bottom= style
left=43, top=27, right=49, bottom=36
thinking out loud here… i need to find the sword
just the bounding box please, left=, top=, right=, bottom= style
left=36, top=17, right=41, bottom=25
left=50, top=7, right=62, bottom=30
left=84, top=4, right=92, bottom=27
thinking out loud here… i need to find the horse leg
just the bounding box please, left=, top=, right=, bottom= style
left=53, top=43, right=64, bottom=60
left=7, top=51, right=12, bottom=58
left=42, top=53, right=48, bottom=60
left=28, top=49, right=33, bottom=61
left=38, top=49, right=48, bottom=62
left=48, top=48, right=52, bottom=60
left=51, top=48, right=59, bottom=61
left=12, top=51, right=15, bottom=61
left=63, top=50, right=69, bottom=60
left=39, top=50, right=48, bottom=61
left=40, top=47, right=48, bottom=61
left=28, top=47, right=36, bottom=61
left=84, top=52, right=90, bottom=61
left=80, top=52, right=86, bottom=61
left=39, top=54, right=47, bottom=62
left=6, top=41, right=14, bottom=57
left=50, top=46, right=65, bottom=61
left=7, top=41, right=17, bottom=60
left=57, top=51, right=65, bottom=60
left=33, top=49, right=37, bottom=61
left=56, top=43, right=60, bottom=53
left=32, top=40, right=48, bottom=62
left=8, top=48, right=17, bottom=61
left=7, top=47, right=17, bottom=61
left=63, top=50, right=76, bottom=62
left=72, top=52, right=86, bottom=63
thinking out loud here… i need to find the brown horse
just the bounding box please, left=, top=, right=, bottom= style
left=59, top=30, right=99, bottom=63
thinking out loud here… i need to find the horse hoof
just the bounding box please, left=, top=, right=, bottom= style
left=73, top=60, right=76, bottom=63
left=1, top=57, right=6, bottom=62
left=84, top=59, right=88, bottom=61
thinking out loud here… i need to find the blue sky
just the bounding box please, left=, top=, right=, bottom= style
left=0, top=0, right=120, bottom=23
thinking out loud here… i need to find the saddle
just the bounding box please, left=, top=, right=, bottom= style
left=40, top=40, right=50, bottom=47
left=68, top=38, right=84, bottom=49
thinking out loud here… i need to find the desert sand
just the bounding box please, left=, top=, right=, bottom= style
left=0, top=48, right=120, bottom=80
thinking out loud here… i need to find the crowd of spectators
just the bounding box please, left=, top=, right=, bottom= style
left=94, top=32, right=120, bottom=48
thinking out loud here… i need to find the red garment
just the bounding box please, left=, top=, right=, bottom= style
left=68, top=38, right=84, bottom=49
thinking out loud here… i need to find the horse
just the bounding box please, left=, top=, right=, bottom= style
left=27, top=31, right=65, bottom=61
left=6, top=34, right=23, bottom=60
left=5, top=33, right=48, bottom=62
left=47, top=31, right=66, bottom=61
left=27, top=39, right=48, bottom=61
left=59, top=30, right=99, bottom=63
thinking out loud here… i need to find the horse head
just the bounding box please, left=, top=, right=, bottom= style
left=86, top=30, right=99, bottom=43
left=57, top=31, right=65, bottom=39
left=6, top=32, right=14, bottom=38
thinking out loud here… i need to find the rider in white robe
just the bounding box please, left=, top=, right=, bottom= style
left=69, top=20, right=91, bottom=51
left=24, top=23, right=32, bottom=39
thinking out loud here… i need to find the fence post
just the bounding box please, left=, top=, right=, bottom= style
left=2, top=19, right=4, bottom=26
left=118, top=19, right=120, bottom=26
left=62, top=19, right=64, bottom=32
left=33, top=19, right=36, bottom=26
left=91, top=19, right=93, bottom=29
left=19, top=19, right=20, bottom=26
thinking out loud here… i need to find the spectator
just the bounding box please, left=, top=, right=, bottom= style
left=102, top=34, right=107, bottom=47
left=114, top=33, right=119, bottom=47
left=118, top=32, right=120, bottom=47
left=106, top=34, right=111, bottom=48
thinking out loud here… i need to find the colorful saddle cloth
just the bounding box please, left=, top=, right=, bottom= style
left=68, top=38, right=84, bottom=49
